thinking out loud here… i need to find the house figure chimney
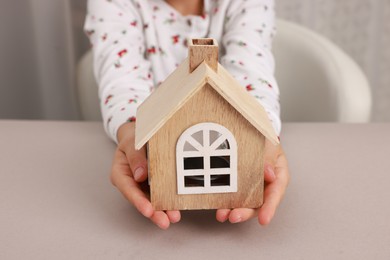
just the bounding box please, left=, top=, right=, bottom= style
left=189, top=38, right=218, bottom=73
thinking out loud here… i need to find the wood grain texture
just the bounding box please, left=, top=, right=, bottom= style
left=135, top=61, right=279, bottom=149
left=189, top=38, right=218, bottom=73
left=149, top=84, right=265, bottom=210
left=206, top=64, right=279, bottom=145
left=135, top=58, right=205, bottom=150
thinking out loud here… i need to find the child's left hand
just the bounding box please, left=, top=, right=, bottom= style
left=216, top=140, right=290, bottom=225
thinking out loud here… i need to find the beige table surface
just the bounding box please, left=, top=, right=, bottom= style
left=1, top=121, right=389, bottom=259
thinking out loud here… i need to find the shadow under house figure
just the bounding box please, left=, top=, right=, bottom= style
left=135, top=38, right=279, bottom=211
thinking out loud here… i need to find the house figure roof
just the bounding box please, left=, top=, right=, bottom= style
left=135, top=39, right=279, bottom=150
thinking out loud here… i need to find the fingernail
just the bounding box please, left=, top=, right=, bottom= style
left=268, top=165, right=276, bottom=179
left=218, top=213, right=229, bottom=223
left=231, top=216, right=242, bottom=223
left=134, top=167, right=144, bottom=181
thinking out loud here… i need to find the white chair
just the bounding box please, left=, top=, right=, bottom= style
left=274, top=19, right=371, bottom=122
left=76, top=19, right=372, bottom=122
left=76, top=48, right=101, bottom=121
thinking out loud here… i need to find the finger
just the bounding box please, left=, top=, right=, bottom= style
left=263, top=141, right=282, bottom=185
left=263, top=141, right=279, bottom=167
left=229, top=208, right=257, bottom=223
left=151, top=211, right=170, bottom=230
left=258, top=164, right=289, bottom=225
left=216, top=209, right=231, bottom=223
left=116, top=123, right=148, bottom=182
left=166, top=210, right=181, bottom=223
left=112, top=158, right=154, bottom=218
left=126, top=146, right=148, bottom=183
left=116, top=175, right=154, bottom=218
left=258, top=189, right=278, bottom=225
left=264, top=164, right=276, bottom=183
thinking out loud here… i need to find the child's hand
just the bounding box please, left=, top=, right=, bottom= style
left=110, top=122, right=181, bottom=229
left=216, top=140, right=290, bottom=225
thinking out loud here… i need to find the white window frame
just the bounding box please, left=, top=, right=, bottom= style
left=176, top=122, right=237, bottom=194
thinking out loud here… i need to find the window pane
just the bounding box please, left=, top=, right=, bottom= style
left=209, top=130, right=221, bottom=146
left=216, top=139, right=230, bottom=150
left=211, top=175, right=230, bottom=186
left=191, top=131, right=203, bottom=146
left=184, top=157, right=204, bottom=169
left=183, top=141, right=197, bottom=151
left=185, top=176, right=204, bottom=187
left=210, top=156, right=230, bottom=168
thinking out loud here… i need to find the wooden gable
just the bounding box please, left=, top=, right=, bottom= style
left=135, top=40, right=279, bottom=150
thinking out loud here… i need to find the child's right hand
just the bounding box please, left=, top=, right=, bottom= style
left=110, top=122, right=181, bottom=229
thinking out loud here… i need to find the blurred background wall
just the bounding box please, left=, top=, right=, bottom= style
left=0, top=0, right=389, bottom=121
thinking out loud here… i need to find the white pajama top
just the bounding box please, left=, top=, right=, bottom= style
left=84, top=0, right=281, bottom=143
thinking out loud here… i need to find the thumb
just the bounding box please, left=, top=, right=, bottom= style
left=117, top=122, right=148, bottom=183
left=263, top=139, right=278, bottom=167
left=264, top=164, right=276, bottom=183
left=126, top=147, right=148, bottom=182
left=126, top=145, right=148, bottom=183
left=263, top=139, right=280, bottom=183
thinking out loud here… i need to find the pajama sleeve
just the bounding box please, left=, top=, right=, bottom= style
left=221, top=0, right=281, bottom=135
left=84, top=0, right=153, bottom=143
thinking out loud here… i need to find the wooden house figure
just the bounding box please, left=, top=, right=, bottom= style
left=135, top=38, right=279, bottom=211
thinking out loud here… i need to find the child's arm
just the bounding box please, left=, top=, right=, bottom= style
left=85, top=0, right=179, bottom=229
left=216, top=0, right=289, bottom=225
left=220, top=0, right=281, bottom=135
left=84, top=0, right=152, bottom=143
